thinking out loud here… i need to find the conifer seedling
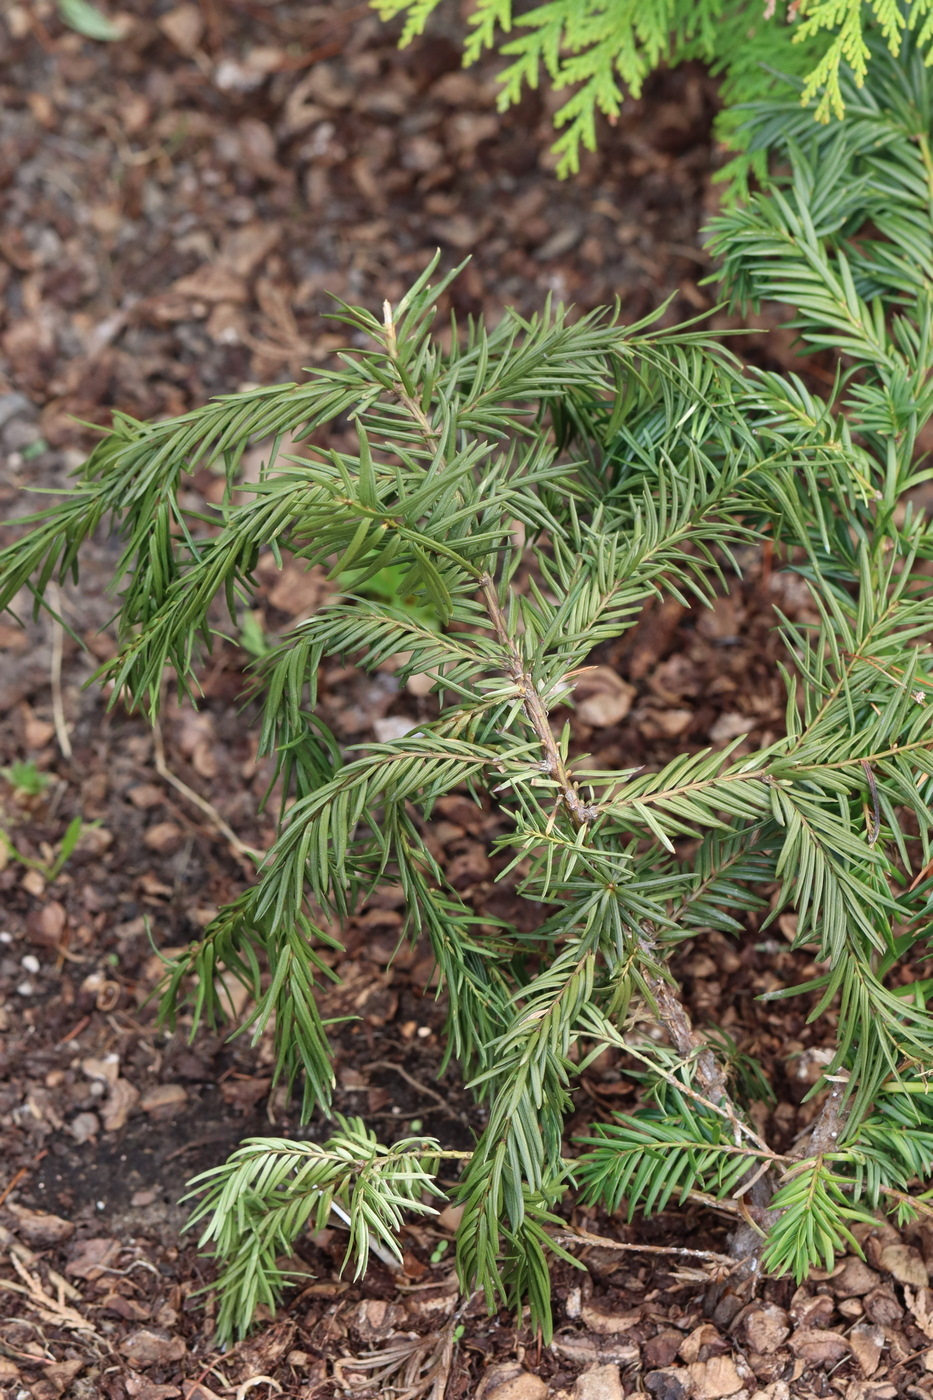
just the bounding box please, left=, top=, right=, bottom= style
left=3, top=40, right=933, bottom=1344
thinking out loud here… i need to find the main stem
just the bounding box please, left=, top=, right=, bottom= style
left=478, top=571, right=740, bottom=1104
left=479, top=572, right=599, bottom=829
left=479, top=565, right=780, bottom=1296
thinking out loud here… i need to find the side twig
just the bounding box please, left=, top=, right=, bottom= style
left=151, top=718, right=263, bottom=868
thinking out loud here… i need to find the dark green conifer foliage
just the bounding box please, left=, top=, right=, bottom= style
left=3, top=37, right=933, bottom=1345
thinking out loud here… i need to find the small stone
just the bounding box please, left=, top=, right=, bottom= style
left=406, top=671, right=436, bottom=697
left=574, top=1363, right=624, bottom=1400
left=26, top=900, right=67, bottom=947
left=20, top=869, right=46, bottom=898
left=214, top=57, right=267, bottom=93
left=121, top=1328, right=187, bottom=1368
left=69, top=1111, right=100, bottom=1143
left=372, top=715, right=419, bottom=743
left=479, top=1363, right=548, bottom=1400
left=708, top=711, right=752, bottom=744
left=0, top=391, right=33, bottom=432
left=139, top=1084, right=188, bottom=1118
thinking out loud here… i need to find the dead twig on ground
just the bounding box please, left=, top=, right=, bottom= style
left=152, top=716, right=264, bottom=868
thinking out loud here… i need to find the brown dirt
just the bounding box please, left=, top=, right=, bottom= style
left=2, top=4, right=933, bottom=1400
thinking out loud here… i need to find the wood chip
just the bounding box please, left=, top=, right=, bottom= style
left=849, top=1322, right=884, bottom=1377
left=580, top=1302, right=641, bottom=1334
left=5, top=1203, right=75, bottom=1245
left=572, top=666, right=636, bottom=727
left=742, top=1306, right=790, bottom=1355
left=138, top=1083, right=188, bottom=1118
left=121, top=1328, right=187, bottom=1367
left=157, top=4, right=204, bottom=56
left=686, top=1355, right=744, bottom=1398
left=143, top=821, right=183, bottom=854
left=789, top=1328, right=850, bottom=1366
left=101, top=1077, right=140, bottom=1131
left=879, top=1243, right=928, bottom=1288
left=833, top=1257, right=880, bottom=1297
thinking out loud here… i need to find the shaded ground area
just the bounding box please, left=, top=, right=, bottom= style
left=3, top=4, right=933, bottom=1400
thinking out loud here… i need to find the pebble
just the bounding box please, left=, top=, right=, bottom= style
left=575, top=1363, right=624, bottom=1400
left=373, top=714, right=420, bottom=742
left=69, top=1111, right=100, bottom=1143
left=480, top=1364, right=548, bottom=1400
left=0, top=391, right=32, bottom=434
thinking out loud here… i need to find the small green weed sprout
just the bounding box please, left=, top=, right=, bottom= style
left=0, top=816, right=93, bottom=883
left=1, top=760, right=51, bottom=798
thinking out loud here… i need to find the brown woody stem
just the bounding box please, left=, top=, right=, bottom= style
left=479, top=571, right=597, bottom=829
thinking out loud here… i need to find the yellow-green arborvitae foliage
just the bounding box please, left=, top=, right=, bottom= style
left=372, top=0, right=933, bottom=184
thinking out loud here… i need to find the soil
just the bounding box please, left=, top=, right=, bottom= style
left=2, top=4, right=933, bottom=1400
